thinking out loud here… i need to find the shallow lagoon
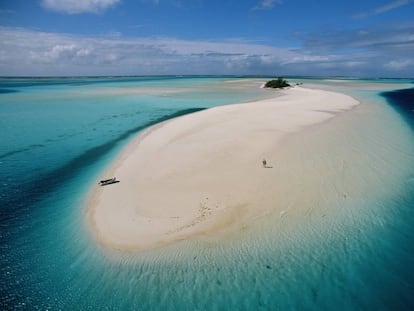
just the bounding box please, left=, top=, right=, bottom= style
left=1, top=77, right=413, bottom=310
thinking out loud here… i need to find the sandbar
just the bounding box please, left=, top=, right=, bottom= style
left=86, top=86, right=359, bottom=250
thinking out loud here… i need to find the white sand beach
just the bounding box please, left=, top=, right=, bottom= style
left=86, top=86, right=360, bottom=250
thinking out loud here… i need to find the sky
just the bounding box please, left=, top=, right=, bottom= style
left=0, top=0, right=413, bottom=77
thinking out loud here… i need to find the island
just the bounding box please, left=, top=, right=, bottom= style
left=264, top=77, right=291, bottom=88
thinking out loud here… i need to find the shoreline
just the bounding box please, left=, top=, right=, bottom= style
left=85, top=86, right=360, bottom=251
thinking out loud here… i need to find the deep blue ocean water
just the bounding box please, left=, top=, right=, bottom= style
left=0, top=77, right=413, bottom=310
left=382, top=87, right=414, bottom=130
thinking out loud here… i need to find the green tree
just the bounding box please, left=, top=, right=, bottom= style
left=264, top=77, right=290, bottom=88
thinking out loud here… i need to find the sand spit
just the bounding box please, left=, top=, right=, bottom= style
left=86, top=87, right=359, bottom=250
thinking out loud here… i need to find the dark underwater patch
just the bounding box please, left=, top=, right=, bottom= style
left=381, top=88, right=414, bottom=130
left=0, top=108, right=206, bottom=224
left=0, top=89, right=19, bottom=94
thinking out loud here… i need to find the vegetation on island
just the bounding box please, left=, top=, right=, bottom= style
left=264, top=77, right=290, bottom=89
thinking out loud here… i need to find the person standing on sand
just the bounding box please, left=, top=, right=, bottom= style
left=262, top=159, right=267, bottom=168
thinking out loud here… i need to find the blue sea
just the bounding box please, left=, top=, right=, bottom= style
left=1, top=77, right=413, bottom=310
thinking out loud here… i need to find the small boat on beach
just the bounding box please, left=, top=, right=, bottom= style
left=99, top=177, right=119, bottom=186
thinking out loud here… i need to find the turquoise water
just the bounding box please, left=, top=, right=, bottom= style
left=1, top=77, right=413, bottom=310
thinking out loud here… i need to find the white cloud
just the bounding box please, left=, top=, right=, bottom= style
left=374, top=0, right=411, bottom=14
left=385, top=59, right=414, bottom=70
left=41, top=0, right=120, bottom=14
left=39, top=44, right=93, bottom=63
left=252, top=0, right=283, bottom=10
left=353, top=0, right=411, bottom=19
left=0, top=26, right=412, bottom=77
left=0, top=27, right=298, bottom=76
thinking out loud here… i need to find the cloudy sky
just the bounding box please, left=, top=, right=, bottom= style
left=0, top=0, right=413, bottom=77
